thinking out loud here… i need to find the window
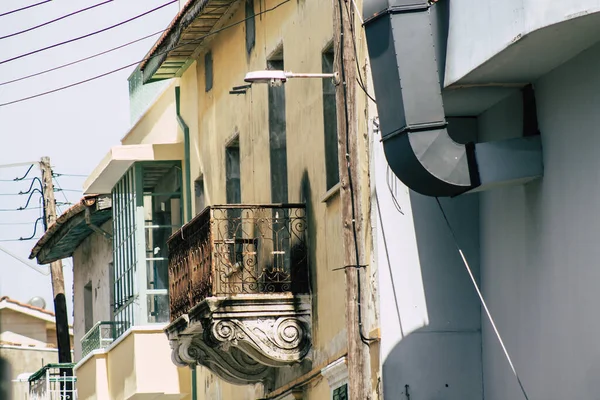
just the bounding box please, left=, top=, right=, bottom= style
left=333, top=384, right=348, bottom=400
left=268, top=49, right=288, bottom=203
left=108, top=262, right=115, bottom=321
left=245, top=0, right=255, bottom=54
left=225, top=137, right=241, bottom=205
left=267, top=50, right=291, bottom=268
left=143, top=163, right=182, bottom=323
left=84, top=281, right=93, bottom=332
left=195, top=176, right=206, bottom=214
left=225, top=137, right=242, bottom=261
left=112, top=161, right=182, bottom=331
left=322, top=46, right=339, bottom=190
left=321, top=357, right=349, bottom=400
left=205, top=51, right=213, bottom=92
left=112, top=167, right=137, bottom=332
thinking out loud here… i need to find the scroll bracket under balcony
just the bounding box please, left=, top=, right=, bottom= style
left=166, top=294, right=312, bottom=384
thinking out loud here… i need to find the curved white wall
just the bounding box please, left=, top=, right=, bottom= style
left=445, top=0, right=600, bottom=86
left=478, top=40, right=600, bottom=399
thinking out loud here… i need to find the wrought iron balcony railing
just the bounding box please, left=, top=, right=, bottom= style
left=28, top=363, right=77, bottom=400
left=80, top=321, right=130, bottom=358
left=168, top=204, right=309, bottom=321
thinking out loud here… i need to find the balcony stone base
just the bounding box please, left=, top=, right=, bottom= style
left=166, top=293, right=311, bottom=385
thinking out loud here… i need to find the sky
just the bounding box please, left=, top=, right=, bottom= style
left=0, top=0, right=181, bottom=320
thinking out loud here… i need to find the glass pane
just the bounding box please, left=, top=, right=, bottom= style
left=333, top=384, right=348, bottom=400
left=146, top=259, right=169, bottom=290
left=147, top=294, right=169, bottom=323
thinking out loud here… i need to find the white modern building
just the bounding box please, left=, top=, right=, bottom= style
left=366, top=0, right=600, bottom=399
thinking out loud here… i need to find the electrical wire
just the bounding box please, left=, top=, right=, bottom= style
left=54, top=188, right=82, bottom=193
left=14, top=164, right=35, bottom=181
left=0, top=244, right=49, bottom=275
left=0, top=29, right=164, bottom=87
left=0, top=206, right=43, bottom=212
left=0, top=1, right=52, bottom=18
left=435, top=198, right=530, bottom=400
left=0, top=0, right=236, bottom=87
left=18, top=189, right=43, bottom=210
left=0, top=0, right=178, bottom=66
left=343, top=0, right=376, bottom=104
left=0, top=177, right=34, bottom=182
left=53, top=173, right=88, bottom=177
left=0, top=237, right=41, bottom=242
left=336, top=0, right=376, bottom=345
left=19, top=177, right=43, bottom=195
left=0, top=0, right=290, bottom=107
left=19, top=217, right=44, bottom=240
left=53, top=175, right=73, bottom=216
left=0, top=0, right=114, bottom=41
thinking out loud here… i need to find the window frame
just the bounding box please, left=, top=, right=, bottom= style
left=322, top=43, right=340, bottom=193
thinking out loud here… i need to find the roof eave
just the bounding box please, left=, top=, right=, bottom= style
left=140, top=0, right=240, bottom=83
left=29, top=195, right=112, bottom=264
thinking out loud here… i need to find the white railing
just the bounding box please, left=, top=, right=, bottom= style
left=28, top=364, right=77, bottom=400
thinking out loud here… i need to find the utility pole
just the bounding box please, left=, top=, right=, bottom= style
left=333, top=1, right=370, bottom=399
left=40, top=157, right=72, bottom=364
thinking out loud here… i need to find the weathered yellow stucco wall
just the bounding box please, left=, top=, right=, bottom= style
left=174, top=0, right=372, bottom=397
left=113, top=0, right=377, bottom=397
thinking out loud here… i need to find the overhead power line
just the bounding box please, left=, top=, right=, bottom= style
left=0, top=29, right=164, bottom=87
left=0, top=0, right=114, bottom=41
left=0, top=0, right=177, bottom=66
left=0, top=0, right=291, bottom=107
left=0, top=244, right=49, bottom=276
left=0, top=1, right=52, bottom=18
left=0, top=0, right=236, bottom=87
left=53, top=173, right=88, bottom=178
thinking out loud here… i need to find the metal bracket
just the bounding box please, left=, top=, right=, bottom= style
left=85, top=207, right=112, bottom=241
left=380, top=121, right=449, bottom=142
left=363, top=2, right=430, bottom=25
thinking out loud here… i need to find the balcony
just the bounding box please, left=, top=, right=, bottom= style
left=81, top=321, right=130, bottom=358
left=166, top=204, right=311, bottom=384
left=28, top=363, right=77, bottom=400
left=75, top=327, right=190, bottom=400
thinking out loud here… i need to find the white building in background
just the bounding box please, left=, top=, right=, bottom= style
left=0, top=296, right=74, bottom=399
left=366, top=0, right=600, bottom=399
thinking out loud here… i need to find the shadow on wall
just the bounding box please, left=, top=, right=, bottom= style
left=378, top=188, right=484, bottom=400
left=299, top=170, right=318, bottom=337
left=0, top=357, right=11, bottom=400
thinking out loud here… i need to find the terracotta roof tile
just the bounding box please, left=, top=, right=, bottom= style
left=0, top=296, right=55, bottom=317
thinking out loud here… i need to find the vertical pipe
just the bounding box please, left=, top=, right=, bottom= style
left=175, top=86, right=193, bottom=222
left=191, top=366, right=197, bottom=400
left=175, top=85, right=196, bottom=400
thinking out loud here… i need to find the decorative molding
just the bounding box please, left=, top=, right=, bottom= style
left=321, top=357, right=348, bottom=390
left=275, top=390, right=304, bottom=400
left=166, top=294, right=312, bottom=385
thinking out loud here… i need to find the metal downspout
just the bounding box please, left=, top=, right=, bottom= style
left=175, top=86, right=193, bottom=222
left=175, top=85, right=196, bottom=400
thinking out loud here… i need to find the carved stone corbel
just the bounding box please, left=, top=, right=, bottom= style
left=166, top=293, right=312, bottom=385
left=171, top=333, right=273, bottom=385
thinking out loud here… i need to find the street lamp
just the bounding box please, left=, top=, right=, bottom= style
left=244, top=70, right=339, bottom=87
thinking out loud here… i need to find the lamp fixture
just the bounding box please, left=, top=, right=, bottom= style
left=244, top=70, right=339, bottom=87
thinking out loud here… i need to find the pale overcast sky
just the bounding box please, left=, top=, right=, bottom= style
left=0, top=0, right=180, bottom=318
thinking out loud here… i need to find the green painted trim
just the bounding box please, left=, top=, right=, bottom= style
left=192, top=367, right=198, bottom=400
left=175, top=86, right=193, bottom=223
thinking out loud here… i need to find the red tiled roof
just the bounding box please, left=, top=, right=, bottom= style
left=0, top=296, right=55, bottom=317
